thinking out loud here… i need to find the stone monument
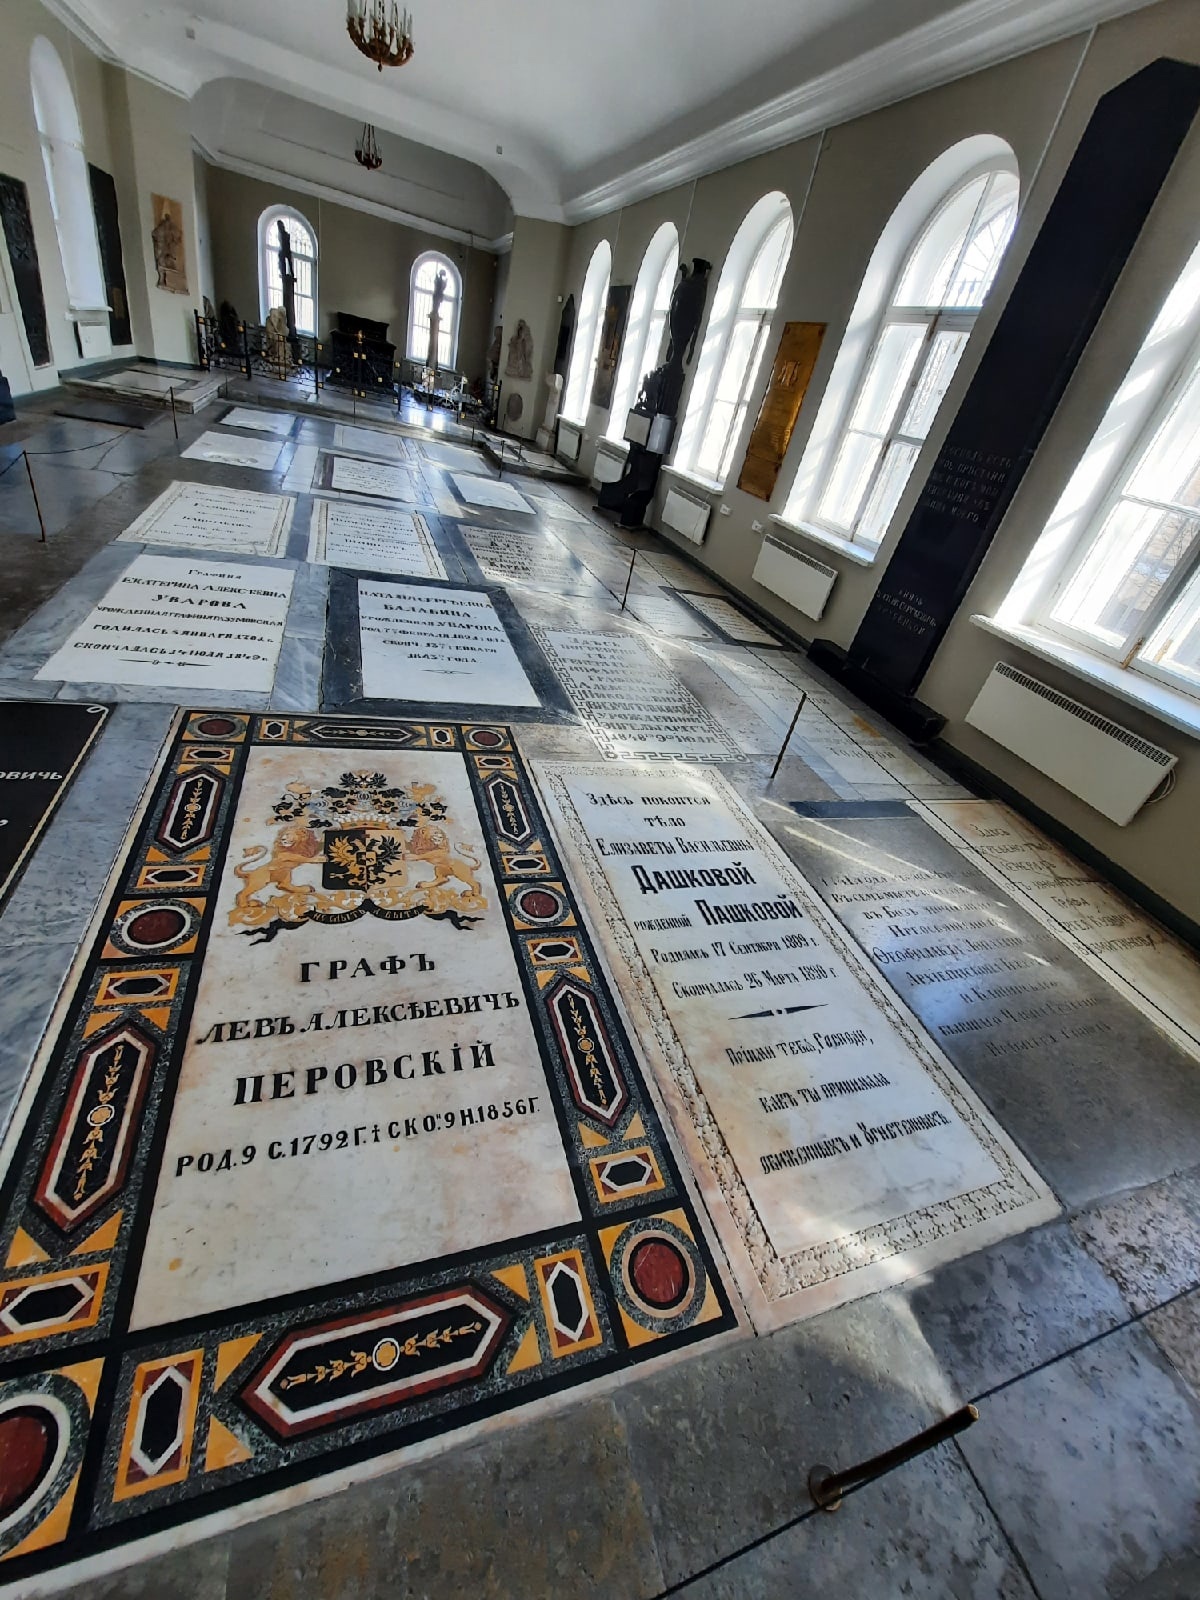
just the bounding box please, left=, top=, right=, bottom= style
left=536, top=371, right=563, bottom=453
left=427, top=268, right=447, bottom=379
left=264, top=306, right=293, bottom=373
left=597, top=257, right=712, bottom=528
left=505, top=320, right=534, bottom=381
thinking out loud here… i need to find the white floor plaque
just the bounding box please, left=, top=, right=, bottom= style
left=118, top=481, right=294, bottom=558
left=308, top=499, right=446, bottom=579
left=222, top=407, right=297, bottom=435
left=330, top=455, right=428, bottom=503
left=679, top=592, right=779, bottom=644
left=533, top=629, right=743, bottom=761
left=464, top=526, right=599, bottom=594
left=37, top=553, right=293, bottom=693
left=359, top=580, right=541, bottom=706
left=534, top=762, right=1058, bottom=1326
left=182, top=430, right=284, bottom=471
left=333, top=424, right=408, bottom=459
left=452, top=474, right=535, bottom=515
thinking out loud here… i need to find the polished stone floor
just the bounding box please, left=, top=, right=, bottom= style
left=0, top=384, right=1198, bottom=1599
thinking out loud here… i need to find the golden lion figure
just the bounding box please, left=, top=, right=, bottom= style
left=231, top=824, right=323, bottom=922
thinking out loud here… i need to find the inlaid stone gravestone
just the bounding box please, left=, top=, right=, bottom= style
left=673, top=591, right=781, bottom=646
left=221, top=407, right=296, bottom=436
left=532, top=629, right=743, bottom=761
left=118, top=481, right=295, bottom=558
left=0, top=701, right=108, bottom=906
left=333, top=424, right=411, bottom=460
left=451, top=474, right=536, bottom=515
left=324, top=454, right=430, bottom=504
left=307, top=499, right=447, bottom=580
left=323, top=576, right=572, bottom=721
left=181, top=431, right=283, bottom=471
left=0, top=712, right=733, bottom=1585
left=463, top=526, right=603, bottom=597
left=36, top=554, right=294, bottom=694
left=534, top=762, right=1056, bottom=1326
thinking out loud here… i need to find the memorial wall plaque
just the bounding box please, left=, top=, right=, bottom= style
left=736, top=321, right=826, bottom=502
left=532, top=629, right=744, bottom=762
left=0, top=712, right=733, bottom=1585
left=181, top=430, right=283, bottom=471
left=323, top=575, right=572, bottom=722
left=325, top=455, right=431, bottom=504
left=37, top=554, right=294, bottom=693
left=847, top=59, right=1200, bottom=697
left=533, top=763, right=1055, bottom=1325
left=307, top=499, right=447, bottom=580
left=673, top=592, right=781, bottom=646
left=781, top=808, right=1200, bottom=1203
left=451, top=474, right=536, bottom=515
left=118, top=481, right=295, bottom=558
left=0, top=701, right=108, bottom=907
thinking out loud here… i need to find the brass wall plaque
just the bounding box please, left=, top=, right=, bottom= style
left=737, top=320, right=825, bottom=501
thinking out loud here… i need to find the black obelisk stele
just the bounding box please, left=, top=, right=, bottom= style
left=811, top=58, right=1200, bottom=736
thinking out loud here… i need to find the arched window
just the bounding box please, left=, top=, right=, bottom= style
left=674, top=192, right=794, bottom=484
left=258, top=206, right=317, bottom=335
left=408, top=252, right=462, bottom=368
left=563, top=241, right=611, bottom=423
left=30, top=37, right=106, bottom=311
left=999, top=237, right=1200, bottom=701
left=785, top=141, right=1018, bottom=552
left=605, top=223, right=679, bottom=441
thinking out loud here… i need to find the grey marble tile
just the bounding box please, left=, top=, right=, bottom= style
left=679, top=1441, right=1037, bottom=1600
left=1072, top=1171, right=1200, bottom=1314
left=284, top=555, right=330, bottom=639
left=225, top=1396, right=663, bottom=1600
left=1145, top=1290, right=1200, bottom=1402
left=959, top=1324, right=1200, bottom=1600
left=0, top=937, right=81, bottom=1131
left=270, top=633, right=325, bottom=711
left=616, top=1292, right=959, bottom=1587
left=50, top=1539, right=230, bottom=1600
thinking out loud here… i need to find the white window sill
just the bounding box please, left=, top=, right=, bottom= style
left=559, top=415, right=586, bottom=430
left=661, top=464, right=724, bottom=496
left=768, top=514, right=878, bottom=568
left=597, top=437, right=629, bottom=457
left=971, top=615, right=1200, bottom=740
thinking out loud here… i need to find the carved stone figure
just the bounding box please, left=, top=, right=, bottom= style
left=265, top=306, right=293, bottom=372
left=427, top=268, right=447, bottom=376
left=665, top=258, right=712, bottom=371
left=203, top=295, right=217, bottom=325
left=505, top=319, right=533, bottom=380
left=277, top=221, right=297, bottom=339
left=151, top=197, right=185, bottom=293
left=487, top=323, right=502, bottom=379
left=536, top=370, right=563, bottom=452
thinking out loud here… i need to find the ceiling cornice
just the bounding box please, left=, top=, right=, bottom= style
left=193, top=140, right=512, bottom=254
left=39, top=0, right=117, bottom=60
left=562, top=0, right=1160, bottom=222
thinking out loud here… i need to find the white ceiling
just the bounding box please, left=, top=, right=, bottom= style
left=51, top=0, right=1155, bottom=223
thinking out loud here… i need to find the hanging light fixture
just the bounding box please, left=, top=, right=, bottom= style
left=346, top=0, right=415, bottom=70
left=354, top=123, right=383, bottom=171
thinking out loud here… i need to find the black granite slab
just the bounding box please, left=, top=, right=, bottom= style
left=0, top=700, right=109, bottom=907
left=321, top=569, right=576, bottom=723
left=777, top=810, right=1200, bottom=1206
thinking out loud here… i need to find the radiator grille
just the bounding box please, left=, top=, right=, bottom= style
left=991, top=661, right=1173, bottom=766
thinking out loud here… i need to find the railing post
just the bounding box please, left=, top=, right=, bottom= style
left=240, top=322, right=251, bottom=380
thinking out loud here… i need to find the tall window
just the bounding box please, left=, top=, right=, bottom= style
left=605, top=223, right=678, bottom=441
left=30, top=37, right=106, bottom=311
left=1001, top=238, right=1200, bottom=702
left=674, top=192, right=794, bottom=484
left=786, top=151, right=1017, bottom=551
left=258, top=207, right=317, bottom=335
left=408, top=252, right=462, bottom=368
left=563, top=241, right=611, bottom=423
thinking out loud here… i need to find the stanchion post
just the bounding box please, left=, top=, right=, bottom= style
left=768, top=694, right=807, bottom=783
left=620, top=548, right=637, bottom=612
left=23, top=450, right=47, bottom=543
left=809, top=1405, right=979, bottom=1513
left=169, top=386, right=179, bottom=441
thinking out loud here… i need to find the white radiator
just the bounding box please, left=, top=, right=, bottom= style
left=557, top=420, right=582, bottom=463
left=592, top=443, right=626, bottom=488
left=662, top=486, right=710, bottom=545
left=966, top=661, right=1176, bottom=825
left=752, top=534, right=837, bottom=620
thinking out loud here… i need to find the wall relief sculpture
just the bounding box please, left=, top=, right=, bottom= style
left=151, top=194, right=188, bottom=294
left=505, top=319, right=533, bottom=380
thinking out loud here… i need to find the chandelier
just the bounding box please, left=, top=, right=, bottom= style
left=354, top=123, right=383, bottom=170
left=346, top=0, right=415, bottom=70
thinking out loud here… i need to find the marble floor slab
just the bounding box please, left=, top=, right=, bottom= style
left=0, top=700, right=108, bottom=908
left=357, top=579, right=543, bottom=705
left=306, top=498, right=446, bottom=580
left=461, top=525, right=606, bottom=598
left=918, top=799, right=1200, bottom=1061
left=332, top=424, right=412, bottom=461
left=673, top=590, right=782, bottom=645
left=327, top=454, right=431, bottom=504
left=451, top=474, right=536, bottom=515
left=0, top=713, right=735, bottom=1587
left=533, top=761, right=1056, bottom=1327
left=220, top=407, right=297, bottom=436
left=533, top=628, right=745, bottom=761
left=35, top=553, right=294, bottom=694
left=626, top=594, right=716, bottom=638
left=181, top=431, right=284, bottom=471
left=118, top=481, right=295, bottom=559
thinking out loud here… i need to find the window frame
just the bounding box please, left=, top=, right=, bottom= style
left=29, top=36, right=107, bottom=315
left=407, top=251, right=463, bottom=369
left=805, top=165, right=1018, bottom=551
left=562, top=241, right=612, bottom=425
left=673, top=192, right=794, bottom=486
left=257, top=206, right=318, bottom=336
left=604, top=223, right=678, bottom=442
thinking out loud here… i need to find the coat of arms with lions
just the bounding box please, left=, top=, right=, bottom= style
left=230, top=770, right=486, bottom=940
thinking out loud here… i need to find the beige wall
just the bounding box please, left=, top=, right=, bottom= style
left=203, top=164, right=497, bottom=381
left=498, top=216, right=569, bottom=436
left=538, top=0, right=1200, bottom=927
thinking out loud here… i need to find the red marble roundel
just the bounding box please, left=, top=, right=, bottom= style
left=628, top=1239, right=689, bottom=1310
left=517, top=889, right=561, bottom=922
left=0, top=1406, right=58, bottom=1520
left=124, top=906, right=189, bottom=948
left=195, top=716, right=236, bottom=737
left=469, top=729, right=503, bottom=748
